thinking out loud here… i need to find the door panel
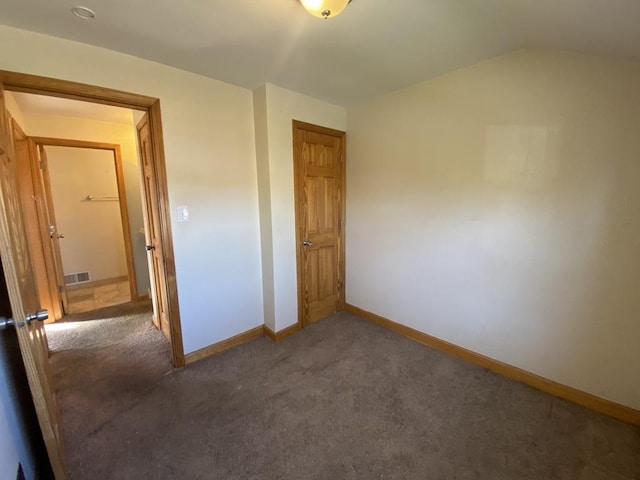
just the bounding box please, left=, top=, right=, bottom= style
left=37, top=146, right=69, bottom=315
left=294, top=121, right=346, bottom=326
left=26, top=139, right=64, bottom=321
left=0, top=82, right=67, bottom=478
left=12, top=120, right=58, bottom=323
left=137, top=114, right=171, bottom=341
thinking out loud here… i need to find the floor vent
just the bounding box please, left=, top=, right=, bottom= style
left=64, top=271, right=91, bottom=285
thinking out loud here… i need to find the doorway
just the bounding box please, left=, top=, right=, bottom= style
left=292, top=120, right=346, bottom=327
left=35, top=139, right=139, bottom=315
left=0, top=70, right=185, bottom=477
left=0, top=70, right=184, bottom=367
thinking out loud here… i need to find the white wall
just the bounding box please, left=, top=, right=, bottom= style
left=45, top=146, right=127, bottom=282
left=347, top=50, right=640, bottom=409
left=0, top=25, right=263, bottom=354
left=254, top=83, right=346, bottom=331
left=24, top=113, right=151, bottom=296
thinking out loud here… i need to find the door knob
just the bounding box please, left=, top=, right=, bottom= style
left=302, top=240, right=313, bottom=246
left=0, top=309, right=48, bottom=330
left=146, top=244, right=156, bottom=251
left=26, top=310, right=49, bottom=323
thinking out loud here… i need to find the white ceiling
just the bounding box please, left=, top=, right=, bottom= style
left=1, top=0, right=640, bottom=106
left=10, top=92, right=134, bottom=125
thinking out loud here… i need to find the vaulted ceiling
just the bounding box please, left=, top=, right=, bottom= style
left=1, top=0, right=639, bottom=105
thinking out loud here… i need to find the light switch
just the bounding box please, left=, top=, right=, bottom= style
left=177, top=206, right=189, bottom=223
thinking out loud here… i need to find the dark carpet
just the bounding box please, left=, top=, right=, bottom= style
left=46, top=309, right=639, bottom=480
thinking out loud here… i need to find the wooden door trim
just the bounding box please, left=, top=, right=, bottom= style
left=292, top=120, right=346, bottom=328
left=32, top=138, right=139, bottom=302
left=0, top=70, right=185, bottom=367
left=31, top=137, right=125, bottom=150
left=0, top=70, right=155, bottom=110
left=146, top=101, right=183, bottom=360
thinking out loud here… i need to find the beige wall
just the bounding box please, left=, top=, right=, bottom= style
left=45, top=146, right=127, bottom=282
left=23, top=113, right=151, bottom=296
left=254, top=83, right=346, bottom=331
left=346, top=50, right=640, bottom=409
left=0, top=25, right=263, bottom=354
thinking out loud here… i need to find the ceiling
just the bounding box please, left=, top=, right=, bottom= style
left=10, top=92, right=134, bottom=124
left=1, top=0, right=639, bottom=106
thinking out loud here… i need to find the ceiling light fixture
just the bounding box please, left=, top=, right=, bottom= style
left=71, top=6, right=96, bottom=20
left=300, top=0, right=351, bottom=19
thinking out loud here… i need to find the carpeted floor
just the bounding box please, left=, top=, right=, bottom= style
left=46, top=308, right=639, bottom=480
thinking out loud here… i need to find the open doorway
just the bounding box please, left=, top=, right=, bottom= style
left=0, top=71, right=185, bottom=478
left=4, top=85, right=184, bottom=349
left=35, top=139, right=142, bottom=315
left=7, top=91, right=153, bottom=320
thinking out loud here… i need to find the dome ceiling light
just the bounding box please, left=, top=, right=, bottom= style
left=300, top=0, right=352, bottom=19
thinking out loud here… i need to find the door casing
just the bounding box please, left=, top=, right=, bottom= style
left=292, top=120, right=346, bottom=328
left=0, top=69, right=185, bottom=367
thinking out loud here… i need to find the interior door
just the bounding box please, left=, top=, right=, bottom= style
left=293, top=121, right=346, bottom=326
left=13, top=120, right=59, bottom=322
left=36, top=146, right=69, bottom=315
left=0, top=82, right=67, bottom=478
left=137, top=114, right=171, bottom=340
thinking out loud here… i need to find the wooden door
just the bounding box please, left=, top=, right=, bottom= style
left=137, top=114, right=171, bottom=340
left=13, top=120, right=59, bottom=322
left=36, top=146, right=69, bottom=315
left=293, top=121, right=346, bottom=326
left=0, top=83, right=67, bottom=478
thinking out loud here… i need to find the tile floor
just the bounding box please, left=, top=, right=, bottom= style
left=66, top=279, right=131, bottom=314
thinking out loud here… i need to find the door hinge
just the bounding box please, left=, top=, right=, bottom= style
left=39, top=160, right=46, bottom=170
left=58, top=285, right=64, bottom=293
